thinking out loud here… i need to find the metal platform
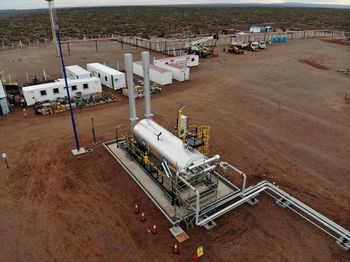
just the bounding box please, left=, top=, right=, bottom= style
left=103, top=140, right=240, bottom=225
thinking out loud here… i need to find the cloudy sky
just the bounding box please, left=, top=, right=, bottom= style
left=0, top=0, right=349, bottom=10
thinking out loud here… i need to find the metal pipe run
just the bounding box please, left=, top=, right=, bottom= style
left=141, top=51, right=153, bottom=119
left=219, top=162, right=247, bottom=194
left=188, top=154, right=220, bottom=171
left=124, top=53, right=138, bottom=128
left=177, top=173, right=200, bottom=225
left=196, top=180, right=350, bottom=249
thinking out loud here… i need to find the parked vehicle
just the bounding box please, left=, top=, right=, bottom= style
left=233, top=41, right=259, bottom=51
left=223, top=43, right=244, bottom=54
left=258, top=41, right=267, bottom=49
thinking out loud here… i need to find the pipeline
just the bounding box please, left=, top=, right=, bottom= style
left=196, top=179, right=350, bottom=249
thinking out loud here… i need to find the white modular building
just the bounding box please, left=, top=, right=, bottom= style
left=155, top=63, right=190, bottom=82
left=22, top=77, right=102, bottom=106
left=87, top=63, right=126, bottom=90
left=133, top=61, right=172, bottom=86
left=0, top=81, right=10, bottom=116
left=154, top=54, right=199, bottom=68
left=66, top=65, right=91, bottom=80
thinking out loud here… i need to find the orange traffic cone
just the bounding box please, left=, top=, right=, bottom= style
left=151, top=224, right=158, bottom=234
left=134, top=204, right=139, bottom=214
left=140, top=212, right=146, bottom=222
left=172, top=244, right=179, bottom=254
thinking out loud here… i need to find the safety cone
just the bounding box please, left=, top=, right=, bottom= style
left=151, top=224, right=158, bottom=234
left=134, top=204, right=139, bottom=214
left=140, top=212, right=146, bottom=222
left=172, top=244, right=179, bottom=254
left=23, top=109, right=27, bottom=116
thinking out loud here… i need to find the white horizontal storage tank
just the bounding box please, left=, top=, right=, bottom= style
left=22, top=77, right=102, bottom=106
left=156, top=64, right=190, bottom=82
left=133, top=61, right=172, bottom=86
left=66, top=65, right=91, bottom=80
left=154, top=54, right=199, bottom=67
left=87, top=63, right=126, bottom=90
left=133, top=119, right=205, bottom=170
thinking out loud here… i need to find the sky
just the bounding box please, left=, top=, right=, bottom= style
left=0, top=0, right=349, bottom=10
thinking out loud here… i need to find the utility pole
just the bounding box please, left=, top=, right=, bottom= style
left=45, top=0, right=60, bottom=56
left=91, top=117, right=97, bottom=146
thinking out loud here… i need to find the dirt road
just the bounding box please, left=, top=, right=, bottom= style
left=0, top=39, right=349, bottom=261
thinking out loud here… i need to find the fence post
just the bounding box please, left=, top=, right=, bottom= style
left=43, top=69, right=47, bottom=80
left=67, top=42, right=71, bottom=55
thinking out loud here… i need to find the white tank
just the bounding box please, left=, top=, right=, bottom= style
left=133, top=119, right=205, bottom=171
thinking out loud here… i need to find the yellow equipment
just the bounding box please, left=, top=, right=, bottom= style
left=176, top=106, right=211, bottom=155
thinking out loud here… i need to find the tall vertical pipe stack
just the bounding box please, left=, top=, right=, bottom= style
left=142, top=51, right=153, bottom=119
left=124, top=53, right=138, bottom=128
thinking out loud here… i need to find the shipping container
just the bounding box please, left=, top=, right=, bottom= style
left=87, top=63, right=126, bottom=90
left=154, top=54, right=199, bottom=68
left=133, top=62, right=172, bottom=86
left=66, top=65, right=91, bottom=80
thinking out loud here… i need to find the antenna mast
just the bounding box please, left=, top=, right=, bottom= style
left=45, top=0, right=60, bottom=56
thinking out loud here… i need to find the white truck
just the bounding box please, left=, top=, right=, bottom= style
left=233, top=41, right=259, bottom=51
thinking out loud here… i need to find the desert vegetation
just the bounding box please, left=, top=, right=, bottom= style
left=0, top=6, right=349, bottom=45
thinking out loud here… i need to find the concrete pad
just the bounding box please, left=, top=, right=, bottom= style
left=103, top=140, right=240, bottom=225
left=71, top=147, right=87, bottom=156
left=169, top=226, right=190, bottom=243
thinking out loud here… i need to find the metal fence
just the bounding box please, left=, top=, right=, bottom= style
left=116, top=30, right=348, bottom=56
left=1, top=30, right=348, bottom=55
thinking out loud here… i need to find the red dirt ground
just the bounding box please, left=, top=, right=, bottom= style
left=0, top=39, right=349, bottom=261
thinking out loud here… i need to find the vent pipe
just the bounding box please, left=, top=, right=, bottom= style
left=141, top=51, right=153, bottom=119
left=124, top=53, right=138, bottom=128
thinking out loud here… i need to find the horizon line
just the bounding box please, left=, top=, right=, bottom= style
left=1, top=2, right=350, bottom=11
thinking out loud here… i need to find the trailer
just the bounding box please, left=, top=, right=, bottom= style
left=154, top=54, right=199, bottom=68
left=87, top=63, right=126, bottom=90
left=250, top=25, right=272, bottom=33
left=155, top=63, right=190, bottom=82
left=22, top=77, right=102, bottom=106
left=0, top=81, right=10, bottom=116
left=66, top=65, right=91, bottom=80
left=133, top=61, right=172, bottom=86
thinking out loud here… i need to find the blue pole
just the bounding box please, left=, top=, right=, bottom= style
left=56, top=31, right=80, bottom=151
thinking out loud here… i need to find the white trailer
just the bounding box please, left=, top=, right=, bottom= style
left=133, top=61, right=172, bottom=86
left=22, top=77, right=102, bottom=106
left=154, top=54, right=199, bottom=68
left=87, top=63, right=126, bottom=90
left=0, top=81, right=10, bottom=116
left=155, top=63, right=190, bottom=82
left=66, top=65, right=91, bottom=80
